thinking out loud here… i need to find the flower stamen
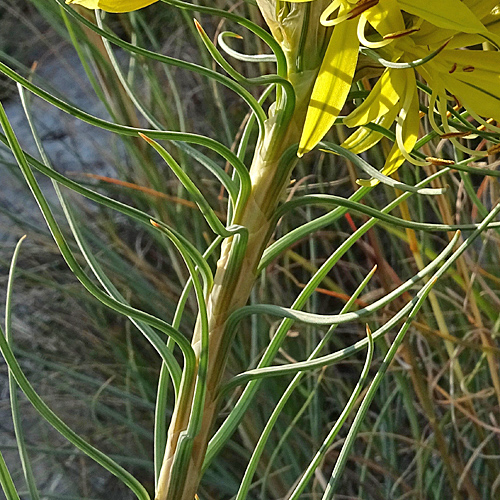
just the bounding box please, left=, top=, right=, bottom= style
left=383, top=28, right=421, bottom=40
left=468, top=110, right=500, bottom=134
left=425, top=157, right=455, bottom=166
left=487, top=143, right=500, bottom=155
left=440, top=131, right=471, bottom=139
left=347, top=0, right=379, bottom=20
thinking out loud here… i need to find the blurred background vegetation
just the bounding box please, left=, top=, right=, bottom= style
left=1, top=1, right=500, bottom=499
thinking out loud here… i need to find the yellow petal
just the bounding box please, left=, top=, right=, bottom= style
left=67, top=0, right=99, bottom=7
left=442, top=33, right=483, bottom=50
left=411, top=1, right=499, bottom=47
left=481, top=10, right=500, bottom=41
left=462, top=0, right=499, bottom=20
left=67, top=0, right=158, bottom=12
left=448, top=8, right=500, bottom=49
left=298, top=4, right=359, bottom=156
left=442, top=76, right=500, bottom=121
left=341, top=103, right=401, bottom=154
left=363, top=0, right=405, bottom=36
left=397, top=0, right=486, bottom=33
left=435, top=50, right=500, bottom=120
left=357, top=70, right=419, bottom=186
left=344, top=68, right=406, bottom=127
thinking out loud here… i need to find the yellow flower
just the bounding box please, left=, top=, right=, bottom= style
left=291, top=0, right=500, bottom=179
left=344, top=66, right=420, bottom=183
left=341, top=0, right=500, bottom=185
left=297, top=0, right=360, bottom=157
left=66, top=0, right=158, bottom=12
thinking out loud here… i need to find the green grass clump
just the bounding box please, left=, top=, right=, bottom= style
left=0, top=1, right=500, bottom=499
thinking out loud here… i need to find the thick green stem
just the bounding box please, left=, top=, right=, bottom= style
left=156, top=118, right=301, bottom=500
left=155, top=4, right=332, bottom=499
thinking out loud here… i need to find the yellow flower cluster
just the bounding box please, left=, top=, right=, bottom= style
left=289, top=0, right=500, bottom=182
left=68, top=0, right=500, bottom=180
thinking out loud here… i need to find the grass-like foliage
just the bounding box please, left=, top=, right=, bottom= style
left=1, top=0, right=500, bottom=499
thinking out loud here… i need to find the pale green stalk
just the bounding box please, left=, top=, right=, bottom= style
left=2, top=1, right=499, bottom=499
left=154, top=3, right=333, bottom=499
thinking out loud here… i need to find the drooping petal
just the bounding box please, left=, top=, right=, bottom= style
left=362, top=0, right=405, bottom=37
left=481, top=9, right=500, bottom=39
left=67, top=0, right=158, bottom=12
left=448, top=8, right=500, bottom=49
left=462, top=0, right=499, bottom=20
left=392, top=72, right=420, bottom=166
left=98, top=0, right=158, bottom=11
left=357, top=69, right=419, bottom=186
left=411, top=1, right=499, bottom=47
left=434, top=50, right=500, bottom=120
left=442, top=76, right=500, bottom=121
left=397, top=0, right=487, bottom=33
left=344, top=68, right=406, bottom=127
left=442, top=33, right=483, bottom=50
left=341, top=103, right=400, bottom=154
left=298, top=2, right=359, bottom=156
left=67, top=0, right=99, bottom=7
